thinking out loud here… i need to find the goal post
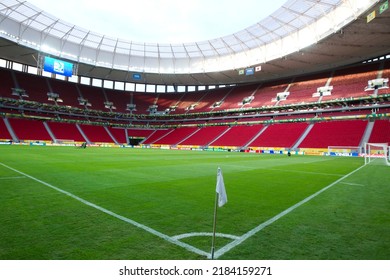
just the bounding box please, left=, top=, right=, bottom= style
left=327, top=146, right=362, bottom=157
left=364, top=143, right=390, bottom=166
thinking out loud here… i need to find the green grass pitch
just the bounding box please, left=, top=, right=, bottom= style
left=0, top=145, right=389, bottom=260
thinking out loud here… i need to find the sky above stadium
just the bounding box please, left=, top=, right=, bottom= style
left=27, top=0, right=287, bottom=44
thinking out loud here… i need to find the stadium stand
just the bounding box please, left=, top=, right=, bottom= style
left=127, top=128, right=156, bottom=138
left=249, top=122, right=309, bottom=149
left=13, top=72, right=49, bottom=104
left=77, top=85, right=107, bottom=112
left=0, top=56, right=388, bottom=150
left=142, top=129, right=173, bottom=145
left=180, top=126, right=230, bottom=147
left=0, top=68, right=16, bottom=99
left=46, top=122, right=86, bottom=143
left=215, top=85, right=258, bottom=111
left=131, top=92, right=160, bottom=115
left=7, top=118, right=52, bottom=142
left=104, top=89, right=131, bottom=113
left=298, top=120, right=368, bottom=148
left=106, top=127, right=127, bottom=144
left=155, top=92, right=182, bottom=113
left=79, top=124, right=115, bottom=144
left=193, top=88, right=232, bottom=112
left=173, top=91, right=206, bottom=114
left=209, top=124, right=264, bottom=148
left=322, top=63, right=381, bottom=101
left=0, top=117, right=12, bottom=140
left=48, top=78, right=84, bottom=109
left=154, top=127, right=199, bottom=145
left=279, top=73, right=330, bottom=105
left=368, top=119, right=390, bottom=144
left=250, top=79, right=291, bottom=107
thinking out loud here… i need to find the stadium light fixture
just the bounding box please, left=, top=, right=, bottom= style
left=11, top=88, right=29, bottom=99
left=47, top=92, right=63, bottom=103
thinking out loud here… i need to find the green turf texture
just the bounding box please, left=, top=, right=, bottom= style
left=0, top=145, right=389, bottom=259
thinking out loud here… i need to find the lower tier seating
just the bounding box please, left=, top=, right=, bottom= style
left=2, top=117, right=389, bottom=150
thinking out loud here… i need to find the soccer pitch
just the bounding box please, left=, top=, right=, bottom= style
left=0, top=145, right=389, bottom=260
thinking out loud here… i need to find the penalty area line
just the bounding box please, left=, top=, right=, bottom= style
left=213, top=164, right=367, bottom=259
left=0, top=162, right=209, bottom=258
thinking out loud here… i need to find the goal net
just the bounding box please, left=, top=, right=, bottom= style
left=327, top=146, right=362, bottom=157
left=364, top=143, right=390, bottom=166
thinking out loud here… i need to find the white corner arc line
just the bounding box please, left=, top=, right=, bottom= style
left=0, top=162, right=209, bottom=258
left=172, top=232, right=240, bottom=241
left=213, top=164, right=367, bottom=259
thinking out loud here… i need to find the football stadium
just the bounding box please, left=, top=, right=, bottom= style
left=0, top=0, right=390, bottom=264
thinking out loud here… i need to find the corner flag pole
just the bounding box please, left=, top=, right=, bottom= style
left=211, top=167, right=227, bottom=260
left=211, top=191, right=219, bottom=259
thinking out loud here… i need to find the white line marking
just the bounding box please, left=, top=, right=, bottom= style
left=172, top=232, right=239, bottom=241
left=0, top=162, right=209, bottom=258
left=213, top=164, right=366, bottom=259
left=0, top=176, right=26, bottom=180
left=0, top=161, right=367, bottom=259
left=269, top=168, right=343, bottom=177
left=340, top=182, right=364, bottom=186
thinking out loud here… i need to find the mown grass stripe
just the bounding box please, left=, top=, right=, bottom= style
left=0, top=162, right=210, bottom=258
left=214, top=164, right=366, bottom=259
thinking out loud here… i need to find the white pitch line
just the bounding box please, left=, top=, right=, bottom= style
left=340, top=182, right=365, bottom=186
left=0, top=176, right=26, bottom=180
left=172, top=232, right=240, bottom=241
left=0, top=162, right=209, bottom=258
left=269, top=168, right=344, bottom=177
left=213, top=164, right=367, bottom=259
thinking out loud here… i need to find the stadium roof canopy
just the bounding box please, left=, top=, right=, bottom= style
left=0, top=0, right=389, bottom=87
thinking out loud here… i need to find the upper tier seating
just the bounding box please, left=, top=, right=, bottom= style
left=1, top=60, right=387, bottom=115
left=191, top=88, right=232, bottom=112
left=216, top=84, right=260, bottom=111
left=47, top=78, right=84, bottom=108
left=77, top=85, right=108, bottom=112
left=250, top=80, right=290, bottom=107
left=322, top=63, right=381, bottom=101
left=0, top=68, right=16, bottom=99
left=172, top=91, right=209, bottom=114
left=14, top=71, right=49, bottom=103
left=279, top=73, right=330, bottom=105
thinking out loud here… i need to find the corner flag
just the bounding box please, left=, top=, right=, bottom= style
left=216, top=167, right=227, bottom=207
left=211, top=167, right=228, bottom=259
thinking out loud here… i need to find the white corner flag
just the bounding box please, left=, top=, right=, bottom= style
left=211, top=167, right=228, bottom=259
left=216, top=167, right=227, bottom=207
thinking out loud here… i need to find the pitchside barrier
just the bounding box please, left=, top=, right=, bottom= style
left=54, top=139, right=76, bottom=146
left=327, top=146, right=363, bottom=157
